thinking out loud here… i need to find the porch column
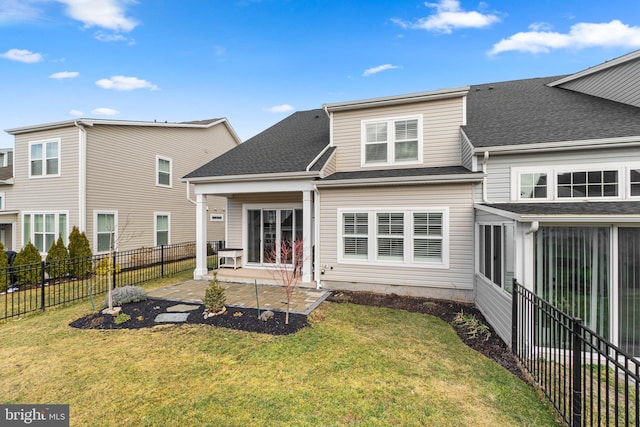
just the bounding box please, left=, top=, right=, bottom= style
left=302, top=190, right=313, bottom=283
left=194, top=193, right=208, bottom=279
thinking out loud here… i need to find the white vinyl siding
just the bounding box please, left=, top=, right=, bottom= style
left=155, top=213, right=170, bottom=246
left=362, top=116, right=422, bottom=166
left=22, top=211, right=68, bottom=253
left=156, top=155, right=172, bottom=188
left=95, top=211, right=117, bottom=253
left=29, top=139, right=60, bottom=178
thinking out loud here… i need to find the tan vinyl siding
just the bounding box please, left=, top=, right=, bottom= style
left=560, top=59, right=640, bottom=107
left=484, top=146, right=640, bottom=203
left=332, top=97, right=464, bottom=171
left=10, top=126, right=80, bottom=250
left=319, top=183, right=474, bottom=295
left=320, top=151, right=337, bottom=177
left=85, top=124, right=237, bottom=251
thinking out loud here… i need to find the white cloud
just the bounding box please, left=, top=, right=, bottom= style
left=69, top=109, right=84, bottom=117
left=264, top=104, right=294, bottom=113
left=0, top=48, right=42, bottom=63
left=392, top=0, right=500, bottom=34
left=91, top=107, right=119, bottom=116
left=94, top=31, right=135, bottom=44
left=49, top=71, right=79, bottom=79
left=96, top=75, right=159, bottom=91
left=362, top=64, right=400, bottom=77
left=57, top=0, right=138, bottom=32
left=490, top=19, right=640, bottom=55
left=0, top=0, right=42, bottom=24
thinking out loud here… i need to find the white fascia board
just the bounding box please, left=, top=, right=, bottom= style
left=547, top=49, right=640, bottom=87
left=194, top=177, right=316, bottom=195
left=323, top=86, right=470, bottom=112
left=184, top=171, right=319, bottom=184
left=316, top=173, right=484, bottom=188
left=474, top=204, right=522, bottom=221
left=475, top=203, right=640, bottom=223
left=473, top=136, right=640, bottom=156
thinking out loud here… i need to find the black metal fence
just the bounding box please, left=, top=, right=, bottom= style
left=512, top=279, right=639, bottom=426
left=0, top=241, right=223, bottom=321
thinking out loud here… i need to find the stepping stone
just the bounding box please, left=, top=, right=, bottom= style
left=166, top=304, right=200, bottom=312
left=154, top=313, right=189, bottom=323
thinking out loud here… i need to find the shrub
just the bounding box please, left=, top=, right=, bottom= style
left=14, top=242, right=42, bottom=286
left=68, top=226, right=92, bottom=278
left=105, top=285, right=147, bottom=307
left=0, top=242, right=8, bottom=292
left=203, top=274, right=226, bottom=313
left=94, top=256, right=122, bottom=276
left=453, top=310, right=492, bottom=341
left=46, top=236, right=70, bottom=280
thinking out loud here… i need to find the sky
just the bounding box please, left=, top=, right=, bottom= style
left=1, top=0, right=640, bottom=148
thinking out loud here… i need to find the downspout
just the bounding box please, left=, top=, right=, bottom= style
left=313, top=184, right=321, bottom=288
left=526, top=221, right=539, bottom=235
left=482, top=151, right=490, bottom=203
left=74, top=122, right=87, bottom=232
left=185, top=179, right=196, bottom=205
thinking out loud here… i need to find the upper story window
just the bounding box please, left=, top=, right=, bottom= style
left=631, top=169, right=640, bottom=197
left=557, top=170, right=618, bottom=198
left=156, top=156, right=172, bottom=187
left=29, top=140, right=59, bottom=177
left=362, top=116, right=422, bottom=166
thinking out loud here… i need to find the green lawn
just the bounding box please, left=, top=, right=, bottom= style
left=0, top=273, right=559, bottom=426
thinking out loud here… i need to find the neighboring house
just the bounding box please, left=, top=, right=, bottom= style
left=186, top=50, right=640, bottom=356
left=3, top=118, right=241, bottom=254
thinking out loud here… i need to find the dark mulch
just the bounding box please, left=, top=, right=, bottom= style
left=69, top=299, right=308, bottom=335
left=70, top=290, right=522, bottom=379
left=327, top=291, right=524, bottom=380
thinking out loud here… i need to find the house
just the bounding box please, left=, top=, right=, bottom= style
left=185, top=50, right=640, bottom=357
left=3, top=118, right=241, bottom=254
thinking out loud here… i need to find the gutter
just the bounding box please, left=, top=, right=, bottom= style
left=473, top=136, right=640, bottom=156
left=182, top=170, right=319, bottom=184
left=315, top=173, right=484, bottom=188
left=305, top=144, right=332, bottom=172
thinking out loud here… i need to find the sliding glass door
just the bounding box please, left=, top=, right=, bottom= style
left=618, top=227, right=640, bottom=356
left=246, top=208, right=303, bottom=265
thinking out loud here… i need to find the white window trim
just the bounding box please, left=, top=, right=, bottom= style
left=28, top=138, right=61, bottom=179
left=94, top=210, right=118, bottom=254
left=477, top=222, right=515, bottom=295
left=511, top=163, right=629, bottom=202
left=22, top=210, right=69, bottom=254
left=360, top=115, right=423, bottom=167
left=156, top=155, right=173, bottom=188
left=0, top=192, right=5, bottom=210
left=154, top=212, right=171, bottom=246
left=627, top=165, right=640, bottom=200
left=337, top=207, right=449, bottom=269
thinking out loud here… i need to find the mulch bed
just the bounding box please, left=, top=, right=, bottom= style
left=70, top=290, right=522, bottom=379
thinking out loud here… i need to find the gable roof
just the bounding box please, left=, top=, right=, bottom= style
left=547, top=49, right=640, bottom=88
left=184, top=109, right=330, bottom=180
left=462, top=76, right=640, bottom=148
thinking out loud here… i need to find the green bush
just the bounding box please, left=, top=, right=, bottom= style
left=14, top=242, right=42, bottom=286
left=203, top=274, right=226, bottom=313
left=68, top=226, right=92, bottom=278
left=94, top=256, right=121, bottom=276
left=46, top=236, right=70, bottom=280
left=0, top=242, right=8, bottom=292
left=105, top=285, right=147, bottom=307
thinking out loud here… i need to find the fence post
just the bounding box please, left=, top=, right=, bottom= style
left=572, top=318, right=583, bottom=427
left=40, top=261, right=46, bottom=311
left=112, top=250, right=117, bottom=289
left=511, top=279, right=519, bottom=353
left=161, top=244, right=165, bottom=278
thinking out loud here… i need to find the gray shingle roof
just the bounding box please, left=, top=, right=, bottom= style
left=463, top=76, right=640, bottom=148
left=183, top=109, right=329, bottom=179
left=485, top=202, right=640, bottom=216
left=320, top=166, right=480, bottom=181
left=0, top=166, right=12, bottom=181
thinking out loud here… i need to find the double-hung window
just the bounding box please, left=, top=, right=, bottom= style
left=156, top=156, right=172, bottom=187
left=362, top=116, right=422, bottom=166
left=155, top=213, right=170, bottom=246
left=478, top=223, right=514, bottom=293
left=23, top=212, right=67, bottom=253
left=339, top=208, right=448, bottom=268
left=95, top=212, right=117, bottom=253
left=30, top=140, right=59, bottom=177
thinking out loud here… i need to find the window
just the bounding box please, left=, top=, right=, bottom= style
left=155, top=213, right=170, bottom=246
left=22, top=212, right=67, bottom=253
left=557, top=170, right=618, bottom=198
left=156, top=156, right=172, bottom=187
left=0, top=192, right=5, bottom=210
left=29, top=140, right=59, bottom=177
left=520, top=173, right=547, bottom=199
left=339, top=208, right=448, bottom=267
left=362, top=116, right=421, bottom=165
left=478, top=223, right=514, bottom=293
left=630, top=169, right=640, bottom=197
left=95, top=212, right=117, bottom=253
left=343, top=213, right=368, bottom=260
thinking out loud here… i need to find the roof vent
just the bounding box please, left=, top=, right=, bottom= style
left=488, top=86, right=494, bottom=90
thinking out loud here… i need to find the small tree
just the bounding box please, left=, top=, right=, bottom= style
left=14, top=242, right=42, bottom=286
left=68, top=226, right=92, bottom=278
left=265, top=239, right=304, bottom=324
left=203, top=273, right=226, bottom=315
left=0, top=242, right=8, bottom=292
left=46, top=236, right=70, bottom=282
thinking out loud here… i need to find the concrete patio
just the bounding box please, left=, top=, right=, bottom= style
left=147, top=280, right=331, bottom=315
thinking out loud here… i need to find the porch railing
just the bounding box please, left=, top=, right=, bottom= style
left=0, top=240, right=223, bottom=321
left=512, top=279, right=639, bottom=426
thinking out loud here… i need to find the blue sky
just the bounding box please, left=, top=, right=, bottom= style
left=1, top=0, right=640, bottom=148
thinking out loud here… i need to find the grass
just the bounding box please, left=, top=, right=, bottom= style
left=0, top=274, right=559, bottom=426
